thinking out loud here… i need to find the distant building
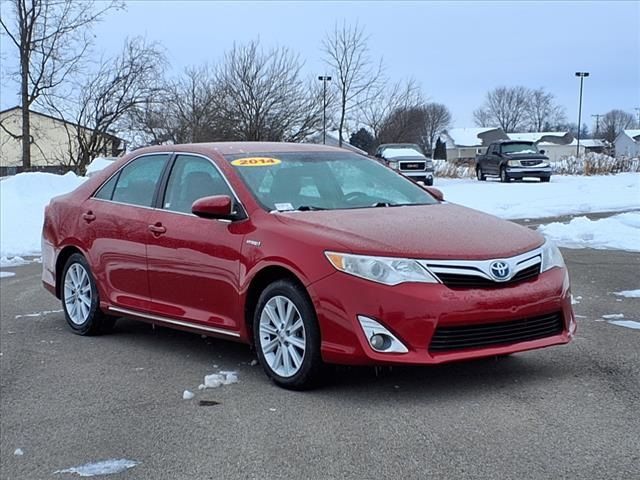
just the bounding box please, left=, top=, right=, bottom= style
left=0, top=106, right=124, bottom=175
left=306, top=130, right=369, bottom=156
left=439, top=127, right=508, bottom=161
left=614, top=129, right=640, bottom=158
left=507, top=132, right=579, bottom=162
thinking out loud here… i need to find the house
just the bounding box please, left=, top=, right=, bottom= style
left=507, top=132, right=580, bottom=162
left=580, top=139, right=607, bottom=155
left=439, top=127, right=508, bottom=162
left=614, top=129, right=640, bottom=158
left=0, top=106, right=124, bottom=175
left=306, top=130, right=369, bottom=156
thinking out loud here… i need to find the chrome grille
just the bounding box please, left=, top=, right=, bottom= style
left=399, top=161, right=426, bottom=171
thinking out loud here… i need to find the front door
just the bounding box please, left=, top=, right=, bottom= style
left=146, top=154, right=246, bottom=332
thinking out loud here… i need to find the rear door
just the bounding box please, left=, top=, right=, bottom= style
left=84, top=153, right=170, bottom=310
left=145, top=153, right=246, bottom=333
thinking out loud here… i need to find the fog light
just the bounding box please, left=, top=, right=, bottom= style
left=357, top=315, right=408, bottom=353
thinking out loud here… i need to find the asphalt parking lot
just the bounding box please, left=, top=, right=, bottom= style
left=1, top=248, right=639, bottom=480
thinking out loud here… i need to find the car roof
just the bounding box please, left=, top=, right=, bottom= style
left=128, top=142, right=347, bottom=158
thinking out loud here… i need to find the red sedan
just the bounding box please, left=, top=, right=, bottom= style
left=42, top=142, right=575, bottom=389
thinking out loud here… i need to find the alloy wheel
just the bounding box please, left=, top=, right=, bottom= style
left=259, top=295, right=306, bottom=378
left=63, top=263, right=92, bottom=325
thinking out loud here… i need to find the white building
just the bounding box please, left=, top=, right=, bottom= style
left=614, top=129, right=640, bottom=158
left=440, top=127, right=508, bottom=161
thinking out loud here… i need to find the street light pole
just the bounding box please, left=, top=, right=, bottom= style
left=575, top=71, right=589, bottom=156
left=318, top=75, right=332, bottom=144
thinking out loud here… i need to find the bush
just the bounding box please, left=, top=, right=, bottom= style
left=552, top=153, right=640, bottom=175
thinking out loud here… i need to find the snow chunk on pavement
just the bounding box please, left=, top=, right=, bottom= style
left=538, top=212, right=640, bottom=252
left=203, top=371, right=238, bottom=388
left=54, top=459, right=139, bottom=476
left=613, top=289, right=640, bottom=298
left=14, top=448, right=24, bottom=456
left=608, top=320, right=640, bottom=330
left=0, top=255, right=29, bottom=268
left=0, top=271, right=16, bottom=278
left=182, top=390, right=194, bottom=400
left=602, top=314, right=624, bottom=319
left=1, top=172, right=86, bottom=258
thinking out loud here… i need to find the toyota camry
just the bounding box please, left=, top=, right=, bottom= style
left=42, top=142, right=575, bottom=389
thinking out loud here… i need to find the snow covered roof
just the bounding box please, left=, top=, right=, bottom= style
left=379, top=146, right=424, bottom=158
left=441, top=128, right=507, bottom=147
left=579, top=139, right=605, bottom=148
left=622, top=130, right=640, bottom=142
left=508, top=132, right=575, bottom=146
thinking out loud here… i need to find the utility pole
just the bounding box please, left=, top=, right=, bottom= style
left=591, top=114, right=602, bottom=138
left=317, top=75, right=332, bottom=144
left=575, top=72, right=590, bottom=156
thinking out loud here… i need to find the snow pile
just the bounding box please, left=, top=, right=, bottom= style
left=182, top=390, right=195, bottom=400
left=14, top=448, right=24, bottom=456
left=613, top=289, right=640, bottom=298
left=0, top=172, right=85, bottom=258
left=608, top=320, right=640, bottom=330
left=439, top=173, right=640, bottom=220
left=0, top=255, right=30, bottom=268
left=54, top=459, right=139, bottom=477
left=85, top=157, right=116, bottom=177
left=0, top=272, right=16, bottom=278
left=538, top=212, right=640, bottom=252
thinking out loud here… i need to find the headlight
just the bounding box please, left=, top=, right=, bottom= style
left=507, top=160, right=521, bottom=167
left=388, top=161, right=399, bottom=169
left=540, top=239, right=565, bottom=272
left=325, top=252, right=438, bottom=285
left=539, top=162, right=550, bottom=167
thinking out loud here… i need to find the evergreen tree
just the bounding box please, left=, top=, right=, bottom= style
left=434, top=137, right=447, bottom=160
left=349, top=128, right=375, bottom=153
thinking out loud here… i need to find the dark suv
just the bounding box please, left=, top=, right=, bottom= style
left=476, top=141, right=552, bottom=182
left=375, top=144, right=434, bottom=185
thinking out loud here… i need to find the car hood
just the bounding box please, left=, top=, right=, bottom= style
left=275, top=203, right=544, bottom=260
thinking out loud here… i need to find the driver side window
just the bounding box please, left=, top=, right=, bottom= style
left=162, top=155, right=232, bottom=214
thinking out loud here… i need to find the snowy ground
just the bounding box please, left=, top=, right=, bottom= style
left=0, top=170, right=638, bottom=262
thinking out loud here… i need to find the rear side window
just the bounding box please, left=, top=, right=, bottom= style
left=110, top=154, right=169, bottom=207
left=94, top=174, right=119, bottom=200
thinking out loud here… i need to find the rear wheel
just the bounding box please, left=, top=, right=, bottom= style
left=61, top=253, right=115, bottom=335
left=541, top=176, right=551, bottom=183
left=253, top=279, right=323, bottom=390
left=476, top=166, right=486, bottom=181
left=500, top=166, right=511, bottom=183
left=425, top=177, right=434, bottom=186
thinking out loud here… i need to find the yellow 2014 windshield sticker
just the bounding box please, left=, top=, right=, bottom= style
left=231, top=157, right=281, bottom=167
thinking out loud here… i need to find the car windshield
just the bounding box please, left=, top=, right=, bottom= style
left=501, top=142, right=538, bottom=154
left=226, top=151, right=437, bottom=211
left=381, top=146, right=425, bottom=158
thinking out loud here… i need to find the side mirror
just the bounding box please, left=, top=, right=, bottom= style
left=424, top=186, right=444, bottom=201
left=192, top=195, right=234, bottom=219
left=539, top=149, right=546, bottom=155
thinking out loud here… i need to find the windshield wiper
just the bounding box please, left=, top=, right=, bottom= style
left=296, top=205, right=327, bottom=211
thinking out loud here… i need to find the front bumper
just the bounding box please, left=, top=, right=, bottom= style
left=400, top=170, right=434, bottom=180
left=309, top=266, right=573, bottom=365
left=506, top=166, right=552, bottom=178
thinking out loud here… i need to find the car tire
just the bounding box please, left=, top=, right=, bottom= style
left=500, top=167, right=511, bottom=183
left=541, top=176, right=551, bottom=183
left=476, top=166, right=486, bottom=181
left=61, top=253, right=116, bottom=336
left=425, top=177, right=434, bottom=186
left=253, top=279, right=324, bottom=390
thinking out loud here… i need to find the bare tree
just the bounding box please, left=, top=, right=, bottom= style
left=215, top=40, right=323, bottom=142
left=322, top=22, right=383, bottom=146
left=378, top=105, right=428, bottom=146
left=422, top=103, right=452, bottom=156
left=0, top=0, right=122, bottom=169
left=50, top=37, right=165, bottom=173
left=525, top=88, right=565, bottom=132
left=600, top=109, right=635, bottom=143
left=473, top=86, right=530, bottom=132
left=359, top=79, right=422, bottom=144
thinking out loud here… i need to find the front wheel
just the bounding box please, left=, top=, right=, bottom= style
left=425, top=177, right=434, bottom=186
left=541, top=176, right=551, bottom=183
left=61, top=253, right=115, bottom=335
left=500, top=166, right=511, bottom=183
left=253, top=279, right=323, bottom=390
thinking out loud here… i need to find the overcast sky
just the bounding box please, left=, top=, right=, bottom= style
left=1, top=0, right=639, bottom=130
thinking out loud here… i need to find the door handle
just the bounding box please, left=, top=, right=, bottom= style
left=148, top=223, right=166, bottom=235
left=82, top=211, right=96, bottom=223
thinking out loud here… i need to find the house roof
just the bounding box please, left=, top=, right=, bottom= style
left=0, top=105, right=124, bottom=143
left=306, top=129, right=368, bottom=155
left=441, top=127, right=508, bottom=147
left=508, top=132, right=575, bottom=146
left=621, top=129, right=640, bottom=142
